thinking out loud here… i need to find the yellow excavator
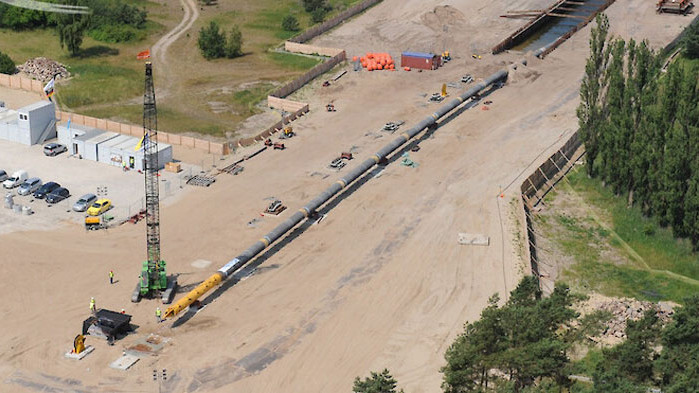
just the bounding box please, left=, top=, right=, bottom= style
left=73, top=334, right=86, bottom=354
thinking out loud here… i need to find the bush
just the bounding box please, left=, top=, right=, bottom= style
left=225, top=25, right=243, bottom=58
left=281, top=15, right=300, bottom=32
left=0, top=4, right=51, bottom=30
left=311, top=8, right=327, bottom=24
left=88, top=24, right=143, bottom=43
left=0, top=51, right=16, bottom=74
left=198, top=21, right=226, bottom=59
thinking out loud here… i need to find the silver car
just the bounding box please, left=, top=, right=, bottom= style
left=17, top=178, right=42, bottom=196
left=73, top=193, right=97, bottom=212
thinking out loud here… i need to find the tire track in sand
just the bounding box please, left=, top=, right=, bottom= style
left=150, top=0, right=199, bottom=97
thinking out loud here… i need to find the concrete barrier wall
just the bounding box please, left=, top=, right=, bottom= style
left=284, top=42, right=344, bottom=57
left=289, top=0, right=383, bottom=43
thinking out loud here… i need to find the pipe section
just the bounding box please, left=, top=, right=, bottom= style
left=164, top=66, right=510, bottom=319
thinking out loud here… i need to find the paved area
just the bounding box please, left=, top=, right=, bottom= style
left=0, top=138, right=197, bottom=234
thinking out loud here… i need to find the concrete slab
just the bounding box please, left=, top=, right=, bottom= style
left=109, top=354, right=139, bottom=371
left=457, top=233, right=490, bottom=246
left=64, top=345, right=94, bottom=360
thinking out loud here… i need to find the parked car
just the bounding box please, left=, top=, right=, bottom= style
left=46, top=187, right=70, bottom=204
left=17, top=177, right=42, bottom=196
left=87, top=198, right=112, bottom=216
left=0, top=170, right=7, bottom=182
left=73, top=193, right=97, bottom=212
left=3, top=170, right=28, bottom=189
left=43, top=143, right=67, bottom=156
left=33, top=181, right=60, bottom=199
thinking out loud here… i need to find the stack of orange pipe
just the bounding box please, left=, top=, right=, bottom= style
left=356, top=52, right=396, bottom=71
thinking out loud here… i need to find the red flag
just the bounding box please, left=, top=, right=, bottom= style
left=136, top=49, right=151, bottom=60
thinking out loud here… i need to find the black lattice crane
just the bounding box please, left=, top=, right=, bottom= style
left=132, top=62, right=177, bottom=303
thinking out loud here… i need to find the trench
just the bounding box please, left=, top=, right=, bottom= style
left=492, top=0, right=616, bottom=58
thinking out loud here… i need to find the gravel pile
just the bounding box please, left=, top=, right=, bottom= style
left=17, top=57, right=70, bottom=81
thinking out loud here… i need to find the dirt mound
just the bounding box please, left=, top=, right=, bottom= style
left=420, top=5, right=466, bottom=30
left=16, top=57, right=69, bottom=82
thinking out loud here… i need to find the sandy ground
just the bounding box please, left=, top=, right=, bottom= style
left=0, top=1, right=692, bottom=393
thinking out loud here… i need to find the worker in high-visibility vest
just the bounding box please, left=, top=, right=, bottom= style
left=155, top=307, right=162, bottom=323
left=109, top=270, right=114, bottom=285
left=89, top=297, right=96, bottom=314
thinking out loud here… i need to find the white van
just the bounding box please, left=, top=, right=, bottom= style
left=3, top=170, right=28, bottom=189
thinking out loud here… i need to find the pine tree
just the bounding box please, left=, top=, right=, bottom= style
left=225, top=25, right=243, bottom=58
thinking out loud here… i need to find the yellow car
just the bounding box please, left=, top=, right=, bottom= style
left=87, top=198, right=112, bottom=216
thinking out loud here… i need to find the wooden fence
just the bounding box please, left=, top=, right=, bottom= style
left=519, top=131, right=586, bottom=289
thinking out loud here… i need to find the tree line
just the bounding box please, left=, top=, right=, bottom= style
left=577, top=14, right=699, bottom=247
left=0, top=0, right=148, bottom=49
left=354, top=276, right=699, bottom=392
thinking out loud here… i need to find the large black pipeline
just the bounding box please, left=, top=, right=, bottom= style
left=165, top=66, right=511, bottom=318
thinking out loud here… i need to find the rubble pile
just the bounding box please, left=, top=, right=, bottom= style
left=597, top=298, right=676, bottom=340
left=17, top=57, right=70, bottom=81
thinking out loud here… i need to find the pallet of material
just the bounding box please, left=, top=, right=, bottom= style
left=165, top=162, right=181, bottom=173
left=657, top=0, right=694, bottom=14
left=186, top=175, right=216, bottom=187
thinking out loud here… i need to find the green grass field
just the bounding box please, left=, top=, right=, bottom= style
left=535, top=166, right=699, bottom=304
left=1, top=0, right=360, bottom=137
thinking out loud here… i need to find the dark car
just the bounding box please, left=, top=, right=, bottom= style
left=46, top=187, right=70, bottom=204
left=33, top=181, right=60, bottom=199
left=43, top=143, right=68, bottom=156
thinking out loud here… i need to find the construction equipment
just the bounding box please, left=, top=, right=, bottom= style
left=164, top=64, right=517, bottom=320
left=441, top=83, right=448, bottom=98
left=340, top=152, right=353, bottom=160
left=264, top=199, right=286, bottom=215
left=73, top=334, right=86, bottom=354
left=273, top=142, right=285, bottom=150
left=322, top=80, right=331, bottom=87
left=326, top=103, right=336, bottom=112
left=279, top=126, right=295, bottom=139
left=442, top=51, right=451, bottom=62
left=264, top=138, right=273, bottom=146
left=84, top=215, right=104, bottom=230
left=429, top=93, right=444, bottom=103
left=461, top=74, right=473, bottom=84
left=131, top=62, right=177, bottom=304
left=328, top=158, right=346, bottom=170
left=657, top=0, right=693, bottom=14
left=83, top=309, right=133, bottom=344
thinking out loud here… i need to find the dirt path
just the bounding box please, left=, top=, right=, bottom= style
left=151, top=0, right=199, bottom=96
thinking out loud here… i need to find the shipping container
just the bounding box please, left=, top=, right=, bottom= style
left=401, top=52, right=441, bottom=70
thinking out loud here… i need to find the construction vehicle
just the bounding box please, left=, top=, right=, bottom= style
left=279, top=126, right=295, bottom=139
left=273, top=142, right=285, bottom=150
left=73, top=334, right=86, bottom=354
left=340, top=152, right=353, bottom=160
left=264, top=138, right=273, bottom=146
left=442, top=51, right=451, bottom=62
left=84, top=215, right=105, bottom=230
left=328, top=158, right=346, bottom=170
left=326, top=103, right=336, bottom=112
left=131, top=62, right=177, bottom=304
left=83, top=309, right=133, bottom=344
left=264, top=199, right=286, bottom=215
